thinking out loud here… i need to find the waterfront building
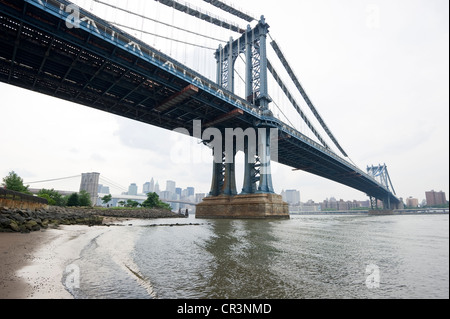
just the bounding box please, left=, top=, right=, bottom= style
left=322, top=197, right=338, bottom=210
left=284, top=190, right=300, bottom=205
left=405, top=197, right=419, bottom=208
left=425, top=190, right=447, bottom=206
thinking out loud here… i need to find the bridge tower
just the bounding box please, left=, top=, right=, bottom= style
left=196, top=16, right=289, bottom=219
left=366, top=164, right=397, bottom=210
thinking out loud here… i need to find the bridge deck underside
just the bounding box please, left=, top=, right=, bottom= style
left=0, top=1, right=254, bottom=134
left=0, top=0, right=399, bottom=205
left=277, top=137, right=391, bottom=201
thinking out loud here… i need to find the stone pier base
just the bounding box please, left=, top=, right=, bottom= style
left=368, top=209, right=394, bottom=215
left=195, top=193, right=289, bottom=219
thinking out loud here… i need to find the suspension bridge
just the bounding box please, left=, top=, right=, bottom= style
left=0, top=0, right=400, bottom=218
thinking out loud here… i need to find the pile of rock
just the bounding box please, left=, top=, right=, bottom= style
left=0, top=206, right=103, bottom=233
left=0, top=206, right=185, bottom=233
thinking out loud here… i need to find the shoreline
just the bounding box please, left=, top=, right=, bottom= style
left=0, top=225, right=111, bottom=299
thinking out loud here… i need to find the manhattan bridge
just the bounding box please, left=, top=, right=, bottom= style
left=0, top=0, right=400, bottom=218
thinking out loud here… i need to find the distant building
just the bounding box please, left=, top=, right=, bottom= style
left=98, top=184, right=110, bottom=194
left=301, top=200, right=320, bottom=212
left=284, top=190, right=300, bottom=205
left=405, top=197, right=419, bottom=208
left=425, top=190, right=447, bottom=206
left=338, top=199, right=348, bottom=211
left=143, top=182, right=151, bottom=195
left=149, top=178, right=155, bottom=193
left=358, top=200, right=371, bottom=208
left=80, top=172, right=100, bottom=206
left=322, top=197, right=338, bottom=210
left=128, top=183, right=138, bottom=196
left=186, top=187, right=195, bottom=197
left=160, top=190, right=171, bottom=200
left=166, top=180, right=176, bottom=195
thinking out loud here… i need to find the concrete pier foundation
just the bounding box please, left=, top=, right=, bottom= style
left=196, top=193, right=289, bottom=219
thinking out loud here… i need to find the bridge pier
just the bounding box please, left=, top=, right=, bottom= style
left=197, top=127, right=289, bottom=219
left=196, top=193, right=288, bottom=219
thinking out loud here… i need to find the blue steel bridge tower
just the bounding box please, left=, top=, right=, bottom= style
left=196, top=16, right=289, bottom=218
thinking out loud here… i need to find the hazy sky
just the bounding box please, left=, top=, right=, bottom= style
left=0, top=0, right=448, bottom=203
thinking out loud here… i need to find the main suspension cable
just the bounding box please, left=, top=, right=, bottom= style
left=93, top=0, right=227, bottom=43
left=111, top=22, right=217, bottom=50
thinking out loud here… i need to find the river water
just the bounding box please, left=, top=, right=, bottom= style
left=64, top=214, right=449, bottom=299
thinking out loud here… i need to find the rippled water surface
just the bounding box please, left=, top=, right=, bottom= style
left=67, top=214, right=449, bottom=299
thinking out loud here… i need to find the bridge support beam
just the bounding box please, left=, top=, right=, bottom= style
left=242, top=138, right=258, bottom=194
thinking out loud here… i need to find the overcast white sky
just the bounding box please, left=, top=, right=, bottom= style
left=0, top=0, right=448, bottom=203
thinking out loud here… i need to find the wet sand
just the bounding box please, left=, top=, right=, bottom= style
left=0, top=225, right=110, bottom=299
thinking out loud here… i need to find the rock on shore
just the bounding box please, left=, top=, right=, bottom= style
left=0, top=206, right=184, bottom=233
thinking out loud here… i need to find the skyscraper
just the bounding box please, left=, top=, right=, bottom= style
left=128, top=183, right=138, bottom=196
left=149, top=178, right=155, bottom=193
left=143, top=182, right=151, bottom=194
left=285, top=190, right=300, bottom=205
left=186, top=187, right=195, bottom=197
left=166, top=180, right=176, bottom=195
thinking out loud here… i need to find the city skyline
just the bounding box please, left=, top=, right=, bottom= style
left=0, top=0, right=448, bottom=203
left=96, top=174, right=447, bottom=207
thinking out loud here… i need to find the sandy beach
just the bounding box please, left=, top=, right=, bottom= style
left=0, top=225, right=110, bottom=299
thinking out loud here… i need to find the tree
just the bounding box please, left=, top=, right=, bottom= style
left=79, top=190, right=92, bottom=207
left=2, top=171, right=31, bottom=194
left=67, top=193, right=79, bottom=207
left=101, top=194, right=112, bottom=205
left=37, top=189, right=64, bottom=206
left=142, top=192, right=171, bottom=210
left=126, top=199, right=140, bottom=208
left=142, top=192, right=160, bottom=208
left=38, top=193, right=55, bottom=206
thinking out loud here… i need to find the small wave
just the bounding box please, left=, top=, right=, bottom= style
left=96, top=227, right=158, bottom=299
left=124, top=264, right=158, bottom=299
